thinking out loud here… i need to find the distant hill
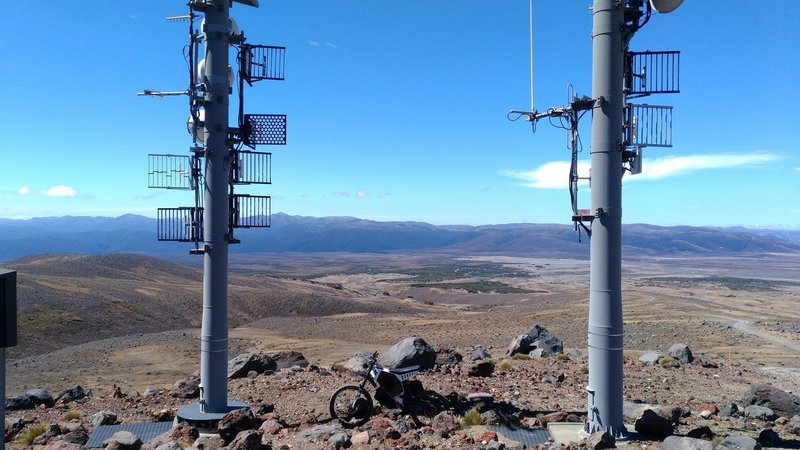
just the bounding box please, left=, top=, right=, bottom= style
left=3, top=253, right=401, bottom=359
left=0, top=213, right=798, bottom=262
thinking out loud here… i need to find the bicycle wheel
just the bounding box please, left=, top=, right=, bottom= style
left=410, top=390, right=449, bottom=428
left=329, top=384, right=373, bottom=428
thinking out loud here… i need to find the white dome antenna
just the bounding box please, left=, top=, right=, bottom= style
left=649, top=0, right=684, bottom=13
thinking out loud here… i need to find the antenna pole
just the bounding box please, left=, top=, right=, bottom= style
left=584, top=0, right=627, bottom=438
left=199, top=0, right=232, bottom=414
left=529, top=0, right=535, bottom=111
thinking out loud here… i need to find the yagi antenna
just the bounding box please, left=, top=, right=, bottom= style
left=166, top=14, right=192, bottom=22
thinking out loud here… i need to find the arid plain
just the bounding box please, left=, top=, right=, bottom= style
left=6, top=251, right=800, bottom=395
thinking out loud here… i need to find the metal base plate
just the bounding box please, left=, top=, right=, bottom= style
left=176, top=400, right=249, bottom=431
left=85, top=422, right=174, bottom=448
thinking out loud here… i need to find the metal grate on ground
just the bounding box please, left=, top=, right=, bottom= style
left=85, top=422, right=173, bottom=448
left=488, top=425, right=552, bottom=447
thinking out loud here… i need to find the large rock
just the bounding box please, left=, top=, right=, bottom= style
left=296, top=424, right=342, bottom=441
left=62, top=426, right=90, bottom=445
left=38, top=443, right=85, bottom=450
left=634, top=409, right=673, bottom=438
left=466, top=360, right=495, bottom=377
left=170, top=375, right=200, bottom=399
left=791, top=415, right=800, bottom=436
left=103, top=430, right=143, bottom=450
left=668, top=343, right=694, bottom=364
left=329, top=431, right=352, bottom=449
left=168, top=423, right=199, bottom=448
left=228, top=353, right=278, bottom=379
left=743, top=384, right=800, bottom=417
left=5, top=395, right=33, bottom=411
left=507, top=323, right=563, bottom=357
left=745, top=405, right=777, bottom=421
left=430, top=411, right=460, bottom=438
left=638, top=352, right=663, bottom=364
left=586, top=431, right=615, bottom=450
left=758, top=428, right=781, bottom=446
left=380, top=336, right=436, bottom=370
left=227, top=429, right=262, bottom=450
left=267, top=351, right=309, bottom=369
left=435, top=348, right=463, bottom=367
left=661, top=435, right=715, bottom=450
left=26, top=388, right=55, bottom=407
left=719, top=401, right=741, bottom=418
left=147, top=443, right=181, bottom=450
left=92, top=410, right=119, bottom=427
left=56, top=385, right=89, bottom=403
left=218, top=407, right=259, bottom=444
left=719, top=435, right=761, bottom=450
left=342, top=352, right=373, bottom=372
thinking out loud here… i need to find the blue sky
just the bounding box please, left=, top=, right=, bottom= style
left=1, top=1, right=798, bottom=227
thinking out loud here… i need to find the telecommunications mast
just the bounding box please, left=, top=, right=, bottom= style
left=510, top=0, right=681, bottom=438
left=141, top=0, right=287, bottom=426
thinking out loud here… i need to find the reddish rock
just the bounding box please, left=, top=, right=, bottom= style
left=259, top=418, right=283, bottom=435
left=228, top=429, right=261, bottom=450
left=297, top=413, right=318, bottom=429
left=169, top=423, right=198, bottom=446
left=698, top=404, right=719, bottom=416
left=218, top=407, right=259, bottom=444
left=479, top=431, right=499, bottom=442
left=541, top=411, right=569, bottom=425
left=106, top=384, right=124, bottom=399
left=371, top=416, right=393, bottom=434
left=38, top=443, right=85, bottom=450
left=586, top=431, right=615, bottom=450
left=351, top=430, right=372, bottom=445
left=430, top=411, right=460, bottom=438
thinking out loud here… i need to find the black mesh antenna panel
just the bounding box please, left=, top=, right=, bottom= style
left=243, top=114, right=286, bottom=146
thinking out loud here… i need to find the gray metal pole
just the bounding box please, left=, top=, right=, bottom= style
left=584, top=0, right=627, bottom=438
left=200, top=0, right=231, bottom=414
left=1, top=347, right=6, bottom=449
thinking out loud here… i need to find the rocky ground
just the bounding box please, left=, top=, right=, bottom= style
left=5, top=338, right=800, bottom=449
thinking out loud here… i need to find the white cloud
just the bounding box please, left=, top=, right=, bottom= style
left=308, top=40, right=338, bottom=50
left=502, top=161, right=590, bottom=189
left=15, top=185, right=77, bottom=197
left=45, top=185, right=77, bottom=197
left=633, top=153, right=778, bottom=181
left=332, top=191, right=350, bottom=197
left=355, top=189, right=368, bottom=198
left=503, top=153, right=779, bottom=189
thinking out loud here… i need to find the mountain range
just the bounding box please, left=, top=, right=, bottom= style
left=1, top=213, right=799, bottom=262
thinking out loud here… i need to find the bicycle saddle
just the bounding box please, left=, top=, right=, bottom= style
left=387, top=365, right=420, bottom=374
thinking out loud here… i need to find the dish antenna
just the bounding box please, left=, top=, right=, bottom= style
left=649, top=0, right=683, bottom=13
